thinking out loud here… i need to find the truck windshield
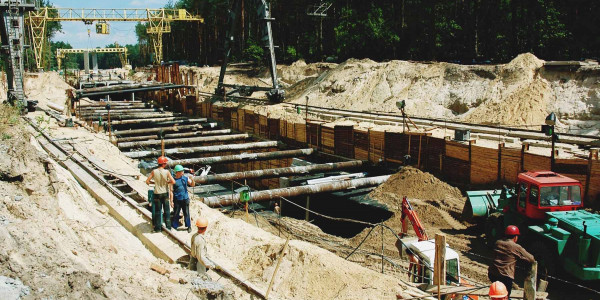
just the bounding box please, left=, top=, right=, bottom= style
left=540, top=185, right=581, bottom=206
left=446, top=258, right=459, bottom=283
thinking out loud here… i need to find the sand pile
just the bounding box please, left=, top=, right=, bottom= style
left=370, top=166, right=464, bottom=212
left=190, top=199, right=424, bottom=300
left=22, top=72, right=72, bottom=108
left=0, top=116, right=193, bottom=299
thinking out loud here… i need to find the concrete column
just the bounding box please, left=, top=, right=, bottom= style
left=92, top=52, right=98, bottom=73
left=83, top=50, right=90, bottom=74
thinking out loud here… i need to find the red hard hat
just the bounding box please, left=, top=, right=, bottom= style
left=157, top=156, right=168, bottom=165
left=505, top=225, right=520, bottom=236
left=489, top=281, right=508, bottom=298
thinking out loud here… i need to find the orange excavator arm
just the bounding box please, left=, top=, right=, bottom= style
left=400, top=196, right=429, bottom=241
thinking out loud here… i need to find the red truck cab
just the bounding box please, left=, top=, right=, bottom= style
left=514, top=171, right=583, bottom=220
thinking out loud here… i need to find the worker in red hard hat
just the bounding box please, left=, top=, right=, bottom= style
left=190, top=216, right=216, bottom=278
left=488, top=225, right=536, bottom=297
left=146, top=156, right=176, bottom=232
left=489, top=281, right=509, bottom=299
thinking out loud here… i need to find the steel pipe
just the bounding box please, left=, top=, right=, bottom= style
left=116, top=129, right=232, bottom=143
left=202, top=175, right=390, bottom=207
left=107, top=116, right=189, bottom=125
left=124, top=141, right=278, bottom=159
left=78, top=108, right=158, bottom=115
left=168, top=148, right=314, bottom=167
left=114, top=123, right=214, bottom=137
left=194, top=160, right=363, bottom=184
left=118, top=133, right=249, bottom=149
left=82, top=112, right=176, bottom=121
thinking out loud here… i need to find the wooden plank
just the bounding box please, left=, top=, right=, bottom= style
left=321, top=126, right=335, bottom=154
left=470, top=145, right=499, bottom=185
left=523, top=153, right=551, bottom=171
left=268, top=118, right=279, bottom=139
left=369, top=130, right=385, bottom=163
left=353, top=129, right=369, bottom=161
left=445, top=141, right=469, bottom=161
left=433, top=234, right=446, bottom=287
left=334, top=125, right=354, bottom=158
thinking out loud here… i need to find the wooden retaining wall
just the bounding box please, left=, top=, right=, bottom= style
left=196, top=101, right=600, bottom=208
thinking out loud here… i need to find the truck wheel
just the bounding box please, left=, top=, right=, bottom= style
left=485, top=213, right=503, bottom=247
left=528, top=240, right=557, bottom=279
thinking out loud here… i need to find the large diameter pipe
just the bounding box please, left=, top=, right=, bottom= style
left=194, top=160, right=363, bottom=184
left=118, top=133, right=249, bottom=149
left=108, top=116, right=188, bottom=125
left=203, top=175, right=390, bottom=207
left=47, top=102, right=65, bottom=112
left=101, top=118, right=208, bottom=129
left=124, top=141, right=278, bottom=159
left=78, top=108, right=159, bottom=116
left=168, top=148, right=314, bottom=167
left=83, top=112, right=176, bottom=121
left=114, top=123, right=215, bottom=137
left=117, top=129, right=232, bottom=143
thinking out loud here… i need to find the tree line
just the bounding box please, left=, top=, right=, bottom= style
left=155, top=0, right=599, bottom=65
left=39, top=0, right=599, bottom=70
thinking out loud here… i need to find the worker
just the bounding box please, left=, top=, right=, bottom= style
left=488, top=225, right=536, bottom=297
left=171, top=164, right=195, bottom=233
left=146, top=156, right=175, bottom=232
left=190, top=217, right=216, bottom=278
left=489, top=281, right=509, bottom=300
left=274, top=203, right=281, bottom=215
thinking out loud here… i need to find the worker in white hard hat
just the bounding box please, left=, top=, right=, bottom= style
left=190, top=217, right=216, bottom=278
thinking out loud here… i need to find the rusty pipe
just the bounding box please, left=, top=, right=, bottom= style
left=194, top=160, right=363, bottom=184
left=116, top=129, right=232, bottom=143
left=117, top=133, right=249, bottom=149
left=168, top=148, right=314, bottom=167
left=124, top=141, right=278, bottom=159
left=202, top=175, right=390, bottom=207
left=114, top=123, right=214, bottom=137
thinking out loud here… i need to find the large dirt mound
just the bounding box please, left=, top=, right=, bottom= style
left=370, top=166, right=464, bottom=212
left=280, top=53, right=600, bottom=135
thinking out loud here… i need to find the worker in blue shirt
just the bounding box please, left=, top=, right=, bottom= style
left=171, top=164, right=195, bottom=232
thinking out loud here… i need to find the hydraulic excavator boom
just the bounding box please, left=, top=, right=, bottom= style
left=400, top=196, right=429, bottom=241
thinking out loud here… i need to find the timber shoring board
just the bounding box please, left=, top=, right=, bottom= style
left=353, top=129, right=369, bottom=161
left=445, top=141, right=470, bottom=161
left=500, top=147, right=521, bottom=183
left=320, top=125, right=335, bottom=154
left=244, top=109, right=255, bottom=134
left=589, top=161, right=600, bottom=208
left=443, top=156, right=470, bottom=185
left=268, top=118, right=280, bottom=140
left=307, top=121, right=322, bottom=149
left=425, top=137, right=445, bottom=175
left=369, top=130, right=385, bottom=163
left=223, top=107, right=232, bottom=128
left=523, top=153, right=551, bottom=171
left=334, top=125, right=354, bottom=158
left=384, top=132, right=405, bottom=164
left=470, top=145, right=499, bottom=185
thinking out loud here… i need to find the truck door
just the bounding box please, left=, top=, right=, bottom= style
left=517, top=183, right=528, bottom=215
left=526, top=185, right=540, bottom=218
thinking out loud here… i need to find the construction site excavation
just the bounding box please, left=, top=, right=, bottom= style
left=2, top=1, right=600, bottom=300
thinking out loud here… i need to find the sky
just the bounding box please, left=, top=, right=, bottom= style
left=49, top=0, right=171, bottom=48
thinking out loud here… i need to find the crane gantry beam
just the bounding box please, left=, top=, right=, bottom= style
left=27, top=7, right=203, bottom=69
left=56, top=46, right=128, bottom=70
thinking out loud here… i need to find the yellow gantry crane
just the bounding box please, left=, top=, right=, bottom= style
left=27, top=7, right=203, bottom=70
left=56, top=46, right=128, bottom=70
